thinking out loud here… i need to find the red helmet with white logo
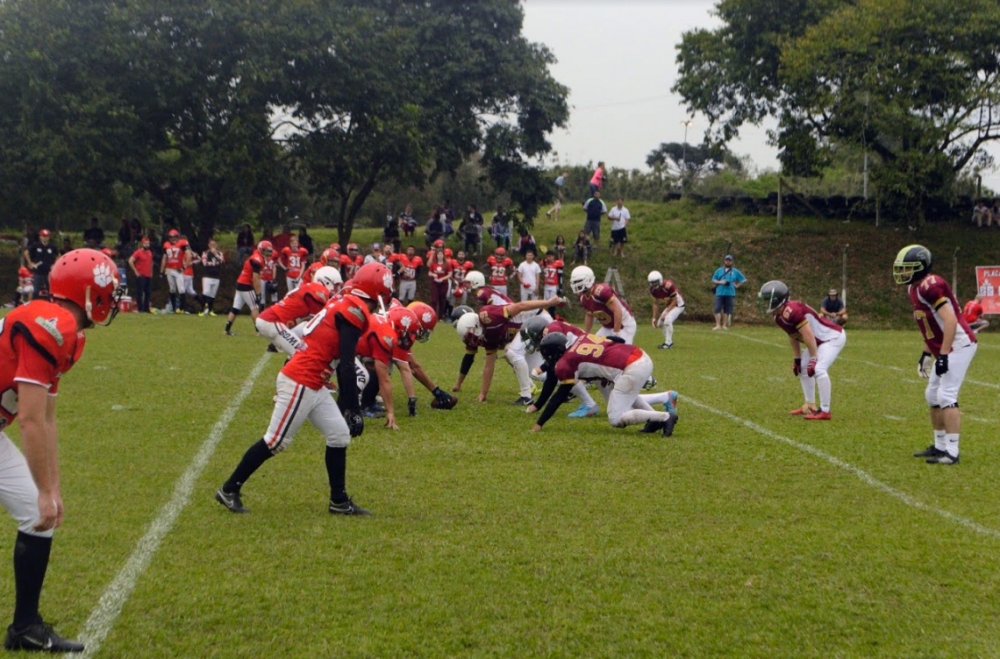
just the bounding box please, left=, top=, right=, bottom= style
left=348, top=262, right=393, bottom=307
left=49, top=249, right=122, bottom=326
left=406, top=301, right=437, bottom=342
left=257, top=240, right=274, bottom=257
left=387, top=306, right=419, bottom=350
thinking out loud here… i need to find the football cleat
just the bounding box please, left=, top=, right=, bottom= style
left=567, top=404, right=599, bottom=418
left=639, top=420, right=666, bottom=433
left=657, top=342, right=673, bottom=349
left=215, top=488, right=249, bottom=513
left=512, top=396, right=534, bottom=406
left=926, top=453, right=959, bottom=465
left=789, top=405, right=818, bottom=416
left=663, top=391, right=678, bottom=415
left=265, top=344, right=278, bottom=353
left=913, top=445, right=945, bottom=458
left=643, top=376, right=657, bottom=391
left=4, top=621, right=84, bottom=653
left=225, top=330, right=236, bottom=336
left=329, top=497, right=371, bottom=516
left=662, top=413, right=679, bottom=437
left=803, top=411, right=832, bottom=421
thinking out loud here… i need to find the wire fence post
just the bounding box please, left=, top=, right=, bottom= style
left=777, top=177, right=783, bottom=227
left=953, top=247, right=960, bottom=298
left=842, top=244, right=850, bottom=304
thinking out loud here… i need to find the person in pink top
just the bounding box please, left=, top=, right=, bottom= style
left=589, top=161, right=605, bottom=197
left=758, top=281, right=846, bottom=421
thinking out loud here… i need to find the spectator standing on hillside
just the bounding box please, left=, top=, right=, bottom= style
left=400, top=204, right=417, bottom=238
left=23, top=230, right=58, bottom=300
left=236, top=224, right=255, bottom=263
left=83, top=217, right=105, bottom=248
left=572, top=231, right=591, bottom=266
left=589, top=161, right=606, bottom=197
left=516, top=227, right=537, bottom=258
left=425, top=208, right=446, bottom=248
left=128, top=237, right=154, bottom=312
left=460, top=205, right=484, bottom=256
left=819, top=288, right=848, bottom=326
left=582, top=190, right=607, bottom=245
left=59, top=237, right=72, bottom=257
left=427, top=248, right=452, bottom=320
left=972, top=200, right=990, bottom=227
left=546, top=171, right=568, bottom=220
left=490, top=207, right=511, bottom=251
left=608, top=197, right=630, bottom=260
left=710, top=254, right=747, bottom=330
left=382, top=212, right=401, bottom=253
left=117, top=217, right=134, bottom=255
left=553, top=234, right=567, bottom=263
left=963, top=294, right=989, bottom=333
left=200, top=239, right=225, bottom=316
left=516, top=251, right=542, bottom=302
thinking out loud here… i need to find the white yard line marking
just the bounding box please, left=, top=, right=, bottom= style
left=967, top=416, right=996, bottom=424
left=685, top=395, right=1000, bottom=540
left=78, top=353, right=271, bottom=658
left=699, top=375, right=719, bottom=381
left=883, top=415, right=907, bottom=421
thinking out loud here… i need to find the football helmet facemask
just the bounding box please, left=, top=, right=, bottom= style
left=569, top=266, right=595, bottom=295
left=893, top=244, right=932, bottom=285
left=647, top=270, right=664, bottom=291
left=455, top=312, right=482, bottom=342
left=756, top=280, right=790, bottom=315
left=520, top=315, right=551, bottom=354
left=257, top=240, right=274, bottom=258
left=407, top=301, right=437, bottom=342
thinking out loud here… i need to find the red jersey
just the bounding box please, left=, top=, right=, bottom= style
left=258, top=282, right=329, bottom=327
left=545, top=319, right=585, bottom=342
left=963, top=300, right=984, bottom=324
left=236, top=251, right=265, bottom=288
left=281, top=246, right=309, bottom=278
left=476, top=286, right=512, bottom=306
left=542, top=260, right=564, bottom=287
left=486, top=256, right=513, bottom=286
left=650, top=280, right=680, bottom=301
left=356, top=315, right=396, bottom=366
left=553, top=333, right=643, bottom=384
left=427, top=260, right=451, bottom=283
left=162, top=241, right=186, bottom=270
left=908, top=275, right=976, bottom=356
left=467, top=304, right=521, bottom=353
left=395, top=255, right=422, bottom=282
left=281, top=293, right=372, bottom=389
left=0, top=302, right=85, bottom=428
left=339, top=254, right=364, bottom=281
left=773, top=300, right=843, bottom=344
left=259, top=253, right=276, bottom=281
left=129, top=248, right=153, bottom=278
left=301, top=261, right=323, bottom=284
left=449, top=260, right=472, bottom=285
left=579, top=283, right=633, bottom=329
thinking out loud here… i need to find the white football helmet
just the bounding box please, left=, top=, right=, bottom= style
left=314, top=266, right=343, bottom=293
left=464, top=271, right=486, bottom=290
left=455, top=312, right=483, bottom=341
left=647, top=270, right=664, bottom=286
left=569, top=265, right=595, bottom=295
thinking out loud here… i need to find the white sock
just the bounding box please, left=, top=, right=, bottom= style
left=641, top=391, right=673, bottom=405
left=799, top=373, right=815, bottom=408
left=663, top=323, right=673, bottom=345
left=934, top=429, right=947, bottom=452
left=944, top=433, right=959, bottom=457
left=571, top=382, right=596, bottom=408
left=817, top=373, right=831, bottom=412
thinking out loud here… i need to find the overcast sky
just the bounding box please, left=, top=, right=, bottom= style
left=521, top=0, right=1000, bottom=193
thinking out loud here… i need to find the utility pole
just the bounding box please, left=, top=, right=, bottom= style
left=681, top=120, right=694, bottom=190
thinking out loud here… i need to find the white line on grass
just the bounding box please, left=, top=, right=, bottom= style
left=684, top=395, right=1000, bottom=540
left=883, top=415, right=907, bottom=421
left=78, top=352, right=271, bottom=658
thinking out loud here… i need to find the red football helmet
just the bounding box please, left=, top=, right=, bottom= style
left=167, top=229, right=180, bottom=240
left=494, top=247, right=506, bottom=258
left=331, top=242, right=341, bottom=252
left=347, top=242, right=360, bottom=255
left=257, top=240, right=274, bottom=257
left=444, top=248, right=453, bottom=258
left=406, top=301, right=437, bottom=342
left=387, top=306, right=419, bottom=350
left=433, top=239, right=445, bottom=249
left=49, top=249, right=122, bottom=326
left=348, top=262, right=393, bottom=306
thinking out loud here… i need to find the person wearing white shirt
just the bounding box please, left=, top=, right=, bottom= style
left=608, top=197, right=631, bottom=259
left=515, top=252, right=542, bottom=301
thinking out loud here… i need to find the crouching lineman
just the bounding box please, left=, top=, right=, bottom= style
left=893, top=245, right=978, bottom=465
left=530, top=333, right=678, bottom=436
left=254, top=266, right=342, bottom=355
left=452, top=296, right=564, bottom=403
left=357, top=306, right=421, bottom=429
left=757, top=281, right=846, bottom=420
left=215, top=262, right=394, bottom=516
left=396, top=302, right=458, bottom=415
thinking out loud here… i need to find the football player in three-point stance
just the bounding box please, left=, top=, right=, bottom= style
left=0, top=249, right=121, bottom=653
left=395, top=302, right=458, bottom=416
left=648, top=271, right=685, bottom=349
left=569, top=266, right=637, bottom=343
left=216, top=262, right=394, bottom=516
left=757, top=281, right=846, bottom=420
left=894, top=245, right=978, bottom=465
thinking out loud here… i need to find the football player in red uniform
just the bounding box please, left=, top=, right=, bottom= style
left=319, top=243, right=340, bottom=267
left=258, top=240, right=279, bottom=308
left=894, top=245, right=978, bottom=465
left=648, top=271, right=685, bottom=349
left=356, top=307, right=422, bottom=429
left=452, top=296, right=563, bottom=403
left=339, top=243, right=364, bottom=283
left=393, top=246, right=422, bottom=304
left=0, top=249, right=121, bottom=652
left=448, top=251, right=474, bottom=310
left=216, top=262, right=394, bottom=515
left=758, top=281, right=846, bottom=420
left=485, top=247, right=513, bottom=297
left=962, top=294, right=989, bottom=334
left=224, top=241, right=273, bottom=336
left=255, top=279, right=333, bottom=356
left=394, top=302, right=458, bottom=415
left=569, top=265, right=637, bottom=343
left=159, top=229, right=189, bottom=313
left=541, top=252, right=564, bottom=302
left=530, top=332, right=677, bottom=436
left=279, top=235, right=310, bottom=293
left=15, top=266, right=32, bottom=306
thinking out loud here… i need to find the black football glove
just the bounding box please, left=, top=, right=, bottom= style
left=792, top=358, right=802, bottom=376
left=806, top=358, right=817, bottom=378
left=346, top=410, right=365, bottom=437
left=408, top=397, right=417, bottom=417
left=935, top=353, right=949, bottom=377
left=607, top=335, right=626, bottom=344
left=918, top=351, right=933, bottom=379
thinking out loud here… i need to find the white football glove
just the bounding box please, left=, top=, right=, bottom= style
left=918, top=351, right=933, bottom=379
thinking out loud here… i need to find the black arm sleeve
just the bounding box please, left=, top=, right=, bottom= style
left=533, top=370, right=559, bottom=409
left=536, top=383, right=574, bottom=427
left=459, top=352, right=476, bottom=376
left=335, top=314, right=365, bottom=413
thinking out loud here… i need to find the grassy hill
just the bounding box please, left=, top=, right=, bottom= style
left=3, top=200, right=993, bottom=327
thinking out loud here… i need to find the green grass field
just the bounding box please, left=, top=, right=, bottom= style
left=3, top=311, right=1000, bottom=658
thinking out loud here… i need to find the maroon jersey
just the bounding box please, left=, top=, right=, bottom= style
left=486, top=256, right=513, bottom=286
left=257, top=282, right=329, bottom=327
left=545, top=319, right=585, bottom=340
left=553, top=333, right=643, bottom=383
left=466, top=305, right=521, bottom=353
left=476, top=286, right=512, bottom=306
left=427, top=260, right=451, bottom=283
left=908, top=274, right=976, bottom=356
left=579, top=283, right=633, bottom=329
left=773, top=300, right=843, bottom=345
left=650, top=280, right=680, bottom=301
left=281, top=293, right=371, bottom=389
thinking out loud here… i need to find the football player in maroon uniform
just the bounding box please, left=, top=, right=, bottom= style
left=894, top=245, right=978, bottom=465
left=648, top=271, right=685, bottom=349
left=569, top=265, right=637, bottom=342
left=216, top=262, right=394, bottom=515
left=758, top=281, right=847, bottom=420
left=0, top=250, right=121, bottom=652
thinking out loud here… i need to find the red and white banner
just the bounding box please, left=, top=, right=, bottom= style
left=974, top=266, right=1000, bottom=314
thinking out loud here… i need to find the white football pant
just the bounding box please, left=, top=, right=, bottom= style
left=264, top=373, right=352, bottom=453
left=596, top=312, right=637, bottom=344
left=255, top=318, right=306, bottom=356
left=604, top=354, right=671, bottom=428
left=658, top=297, right=685, bottom=345
left=798, top=330, right=846, bottom=412
left=925, top=341, right=977, bottom=408
left=0, top=432, right=53, bottom=537
left=165, top=269, right=184, bottom=294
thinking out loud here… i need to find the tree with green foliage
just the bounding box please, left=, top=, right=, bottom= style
left=645, top=142, right=741, bottom=189
left=675, top=0, right=1000, bottom=221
